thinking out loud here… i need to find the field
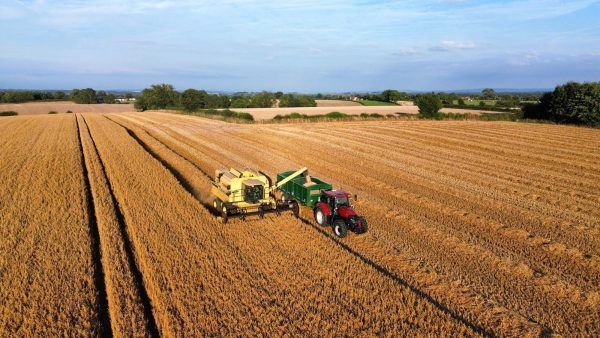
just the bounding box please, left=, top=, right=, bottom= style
left=358, top=99, right=397, bottom=106
left=228, top=106, right=505, bottom=120
left=452, top=99, right=497, bottom=107
left=0, top=101, right=135, bottom=115
left=1, top=112, right=599, bottom=336
left=315, top=99, right=361, bottom=107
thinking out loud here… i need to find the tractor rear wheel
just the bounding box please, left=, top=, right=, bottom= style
left=290, top=201, right=299, bottom=218
left=332, top=219, right=348, bottom=238
left=314, top=207, right=327, bottom=226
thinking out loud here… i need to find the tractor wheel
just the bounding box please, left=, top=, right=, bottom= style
left=332, top=219, right=348, bottom=238
left=221, top=206, right=228, bottom=224
left=290, top=201, right=299, bottom=218
left=314, top=207, right=327, bottom=226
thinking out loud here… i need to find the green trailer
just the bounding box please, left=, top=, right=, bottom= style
left=276, top=170, right=332, bottom=207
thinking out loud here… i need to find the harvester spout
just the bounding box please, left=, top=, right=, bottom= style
left=273, top=167, right=308, bottom=191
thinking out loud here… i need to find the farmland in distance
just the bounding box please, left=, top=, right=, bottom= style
left=1, top=112, right=598, bottom=336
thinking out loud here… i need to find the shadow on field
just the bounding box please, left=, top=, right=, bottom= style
left=295, top=215, right=498, bottom=337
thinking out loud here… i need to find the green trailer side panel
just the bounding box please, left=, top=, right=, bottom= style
left=276, top=171, right=332, bottom=207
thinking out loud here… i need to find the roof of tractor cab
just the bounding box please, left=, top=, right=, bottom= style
left=324, top=190, right=350, bottom=198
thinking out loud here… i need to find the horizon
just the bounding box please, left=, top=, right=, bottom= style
left=1, top=1, right=599, bottom=91
left=0, top=87, right=555, bottom=95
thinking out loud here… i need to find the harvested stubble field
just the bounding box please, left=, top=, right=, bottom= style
left=0, top=101, right=135, bottom=115
left=229, top=105, right=504, bottom=120
left=1, top=112, right=598, bottom=336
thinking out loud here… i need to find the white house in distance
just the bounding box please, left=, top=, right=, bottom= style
left=116, top=98, right=136, bottom=103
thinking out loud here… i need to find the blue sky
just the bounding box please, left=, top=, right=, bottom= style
left=1, top=0, right=599, bottom=92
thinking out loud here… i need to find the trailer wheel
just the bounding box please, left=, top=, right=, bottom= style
left=221, top=206, right=228, bottom=224
left=332, top=219, right=348, bottom=238
left=314, top=207, right=327, bottom=226
left=290, top=201, right=299, bottom=218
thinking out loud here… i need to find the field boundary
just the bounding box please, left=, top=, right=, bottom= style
left=75, top=114, right=113, bottom=337
left=80, top=114, right=160, bottom=337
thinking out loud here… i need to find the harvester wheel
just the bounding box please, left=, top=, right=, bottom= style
left=291, top=201, right=299, bottom=218
left=314, top=207, right=327, bottom=226
left=221, top=206, right=228, bottom=224
left=213, top=199, right=221, bottom=211
left=332, top=219, right=348, bottom=238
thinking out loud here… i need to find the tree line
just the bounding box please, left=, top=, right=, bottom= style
left=522, top=82, right=599, bottom=126
left=133, top=84, right=318, bottom=111
left=0, top=89, right=134, bottom=104
left=0, top=90, right=66, bottom=103
left=415, top=81, right=599, bottom=126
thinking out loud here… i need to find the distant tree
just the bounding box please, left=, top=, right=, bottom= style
left=181, top=89, right=208, bottom=111
left=416, top=93, right=443, bottom=118
left=250, top=91, right=275, bottom=108
left=71, top=88, right=97, bottom=104
left=482, top=88, right=497, bottom=100
left=230, top=97, right=250, bottom=108
left=275, top=91, right=284, bottom=99
left=548, top=81, right=599, bottom=125
left=134, top=96, right=148, bottom=111
left=205, top=94, right=230, bottom=109
left=522, top=93, right=552, bottom=120
left=55, top=91, right=66, bottom=100
left=135, top=84, right=179, bottom=110
left=105, top=93, right=116, bottom=104
left=479, top=101, right=486, bottom=107
left=381, top=89, right=404, bottom=103
left=458, top=98, right=465, bottom=106
left=279, top=94, right=316, bottom=107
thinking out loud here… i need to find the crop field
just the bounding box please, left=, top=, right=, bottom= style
left=315, top=99, right=362, bottom=107
left=228, top=105, right=504, bottom=120
left=358, top=99, right=397, bottom=106
left=0, top=101, right=135, bottom=115
left=1, top=112, right=599, bottom=336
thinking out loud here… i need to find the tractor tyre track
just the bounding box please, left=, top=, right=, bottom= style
left=75, top=114, right=113, bottom=337
left=81, top=114, right=160, bottom=337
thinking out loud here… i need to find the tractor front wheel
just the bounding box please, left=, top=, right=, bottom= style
left=315, top=207, right=327, bottom=226
left=332, top=219, right=348, bottom=238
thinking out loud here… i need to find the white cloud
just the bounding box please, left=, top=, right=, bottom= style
left=395, top=47, right=420, bottom=56
left=430, top=40, right=476, bottom=51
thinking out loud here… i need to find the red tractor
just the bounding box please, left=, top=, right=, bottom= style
left=277, top=169, right=368, bottom=238
left=313, top=190, right=368, bottom=237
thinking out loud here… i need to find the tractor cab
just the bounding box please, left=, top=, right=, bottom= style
left=321, top=190, right=351, bottom=210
